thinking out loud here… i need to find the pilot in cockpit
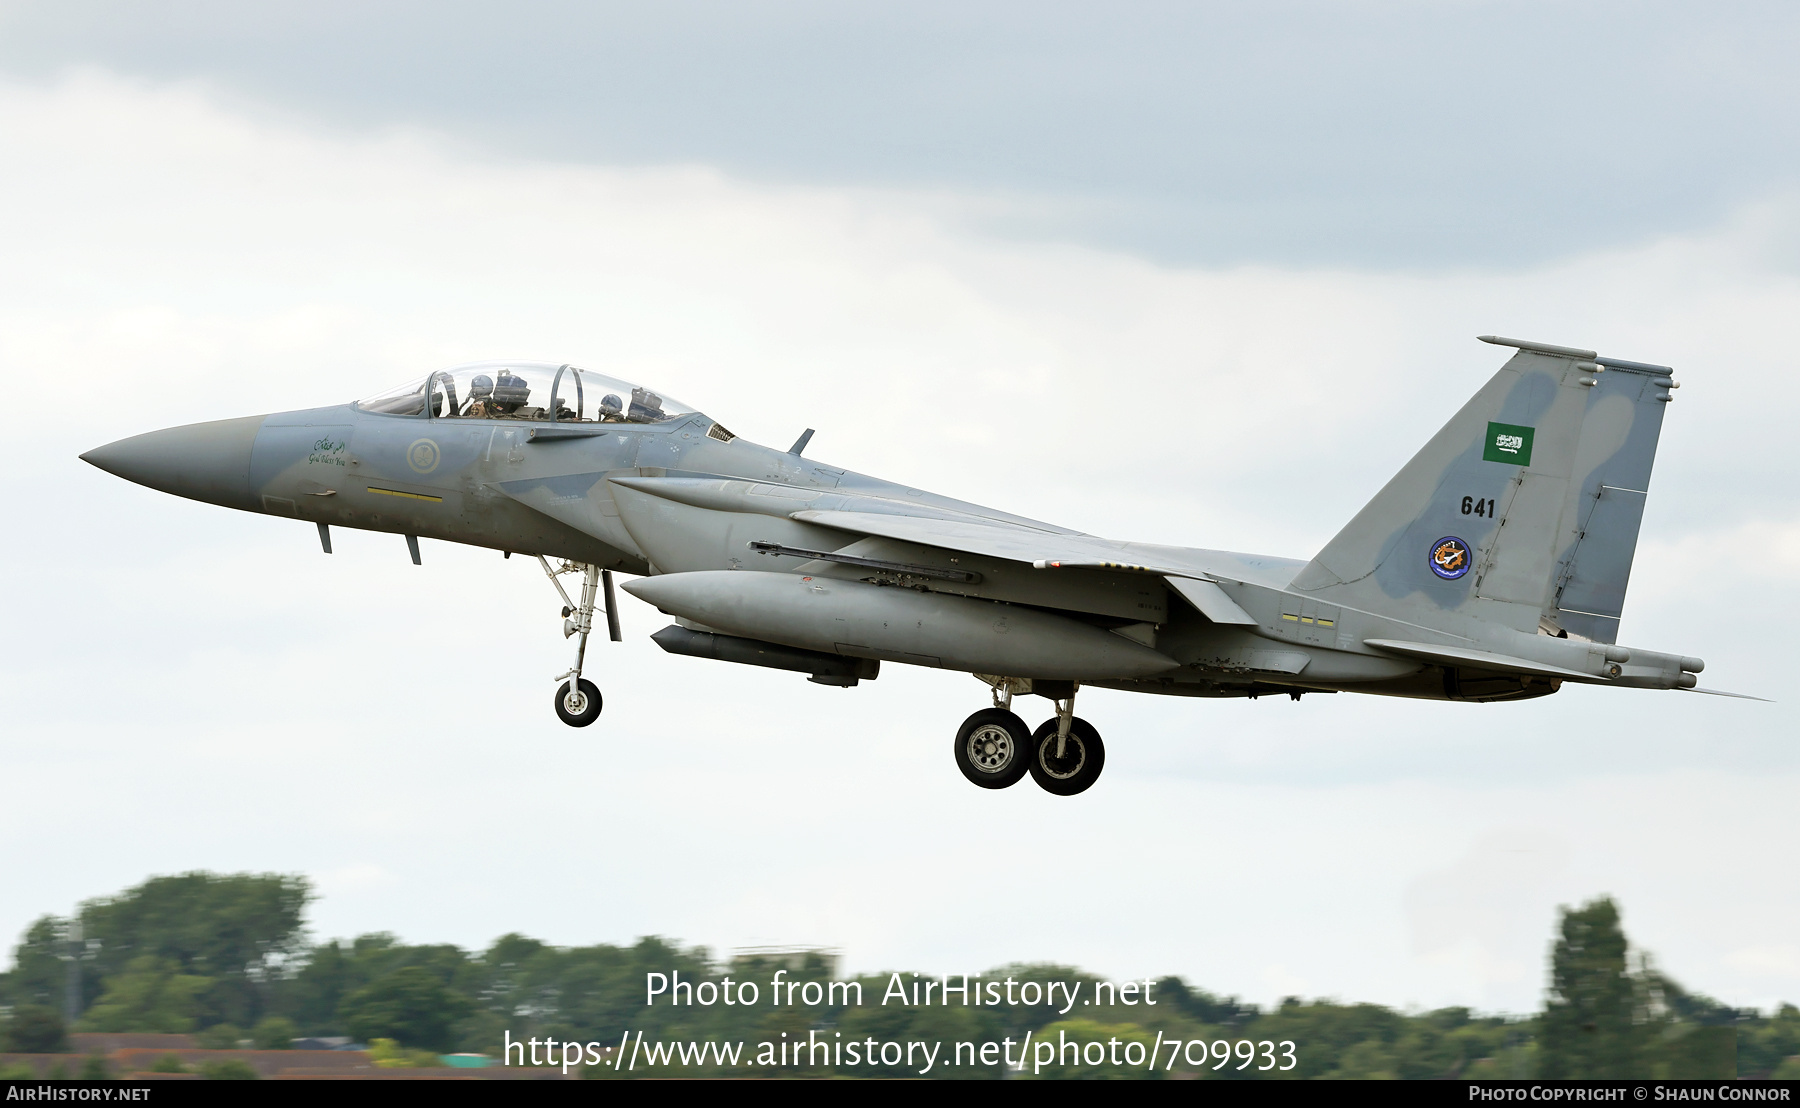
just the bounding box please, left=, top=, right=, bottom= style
left=491, top=370, right=530, bottom=415
left=463, top=374, right=495, bottom=418
left=597, top=393, right=626, bottom=422
left=462, top=371, right=533, bottom=418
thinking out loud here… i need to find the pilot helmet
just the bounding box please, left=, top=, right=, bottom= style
left=599, top=393, right=624, bottom=418
left=469, top=374, right=494, bottom=400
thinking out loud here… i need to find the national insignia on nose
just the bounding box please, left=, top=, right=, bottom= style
left=407, top=438, right=441, bottom=474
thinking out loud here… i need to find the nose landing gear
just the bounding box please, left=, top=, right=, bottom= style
left=538, top=556, right=620, bottom=728
left=957, top=677, right=1106, bottom=795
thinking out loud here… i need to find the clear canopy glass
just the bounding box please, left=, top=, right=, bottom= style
left=356, top=362, right=699, bottom=425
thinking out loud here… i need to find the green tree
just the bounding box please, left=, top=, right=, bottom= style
left=281, top=933, right=478, bottom=1040
left=78, top=955, right=213, bottom=1033
left=368, top=1037, right=443, bottom=1068
left=251, top=1015, right=298, bottom=1049
left=340, top=965, right=471, bottom=1052
left=77, top=872, right=310, bottom=1028
left=1026, top=1019, right=1163, bottom=1079
left=195, top=1022, right=244, bottom=1049
left=1739, top=1004, right=1800, bottom=1078
left=1322, top=1037, right=1399, bottom=1079
left=475, top=935, right=721, bottom=1055
left=280, top=937, right=359, bottom=1033
left=200, top=1058, right=259, bottom=1080
left=1154, top=976, right=1258, bottom=1029
left=2, top=917, right=87, bottom=1013
left=3, top=1005, right=69, bottom=1052
left=1538, top=897, right=1645, bottom=1078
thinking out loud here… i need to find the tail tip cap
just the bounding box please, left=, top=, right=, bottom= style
left=1478, top=335, right=1599, bottom=360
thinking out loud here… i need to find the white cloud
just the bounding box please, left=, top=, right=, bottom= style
left=1, top=71, right=1796, bottom=1015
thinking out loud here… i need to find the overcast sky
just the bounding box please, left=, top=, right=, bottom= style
left=1, top=3, right=1797, bottom=1017
left=6, top=0, right=1800, bottom=269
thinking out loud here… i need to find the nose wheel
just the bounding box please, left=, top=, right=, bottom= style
left=555, top=679, right=603, bottom=727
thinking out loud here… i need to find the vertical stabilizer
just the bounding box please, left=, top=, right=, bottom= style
left=1291, top=337, right=1674, bottom=640
left=1541, top=356, right=1676, bottom=642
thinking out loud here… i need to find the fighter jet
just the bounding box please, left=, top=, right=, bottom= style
left=81, top=336, right=1743, bottom=796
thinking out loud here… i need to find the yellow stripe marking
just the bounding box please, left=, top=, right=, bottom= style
left=1281, top=613, right=1300, bottom=621
left=367, top=487, right=443, bottom=503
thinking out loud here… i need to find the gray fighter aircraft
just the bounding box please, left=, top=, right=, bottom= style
left=82, top=336, right=1742, bottom=796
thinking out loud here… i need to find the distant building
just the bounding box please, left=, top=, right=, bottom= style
left=730, top=946, right=843, bottom=978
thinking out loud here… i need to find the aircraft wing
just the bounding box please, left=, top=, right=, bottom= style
left=790, top=509, right=1162, bottom=571
left=790, top=508, right=1261, bottom=622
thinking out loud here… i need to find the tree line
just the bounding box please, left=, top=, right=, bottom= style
left=0, top=873, right=1795, bottom=1079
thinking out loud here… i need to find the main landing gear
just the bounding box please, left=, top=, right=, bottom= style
left=538, top=557, right=621, bottom=727
left=954, top=678, right=1105, bottom=795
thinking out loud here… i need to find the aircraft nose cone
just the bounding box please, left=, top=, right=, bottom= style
left=82, top=415, right=267, bottom=512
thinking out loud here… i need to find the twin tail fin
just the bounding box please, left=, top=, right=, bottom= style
left=1291, top=336, right=1678, bottom=643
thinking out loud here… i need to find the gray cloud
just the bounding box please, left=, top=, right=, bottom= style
left=3, top=1, right=1798, bottom=268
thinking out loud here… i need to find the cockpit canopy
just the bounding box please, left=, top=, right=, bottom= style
left=357, top=362, right=700, bottom=425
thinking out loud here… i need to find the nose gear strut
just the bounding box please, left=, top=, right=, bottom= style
left=538, top=556, right=621, bottom=727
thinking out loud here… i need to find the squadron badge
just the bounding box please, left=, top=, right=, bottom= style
left=1429, top=536, right=1472, bottom=580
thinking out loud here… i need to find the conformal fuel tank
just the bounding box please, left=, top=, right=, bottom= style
left=622, top=570, right=1178, bottom=680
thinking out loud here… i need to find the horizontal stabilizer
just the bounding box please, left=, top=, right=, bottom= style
left=1166, top=577, right=1257, bottom=624
left=1677, top=687, right=1773, bottom=702
left=1363, top=639, right=1596, bottom=681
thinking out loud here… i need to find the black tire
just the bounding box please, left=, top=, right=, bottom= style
left=1027, top=717, right=1105, bottom=795
left=953, top=708, right=1032, bottom=789
left=554, top=678, right=603, bottom=727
